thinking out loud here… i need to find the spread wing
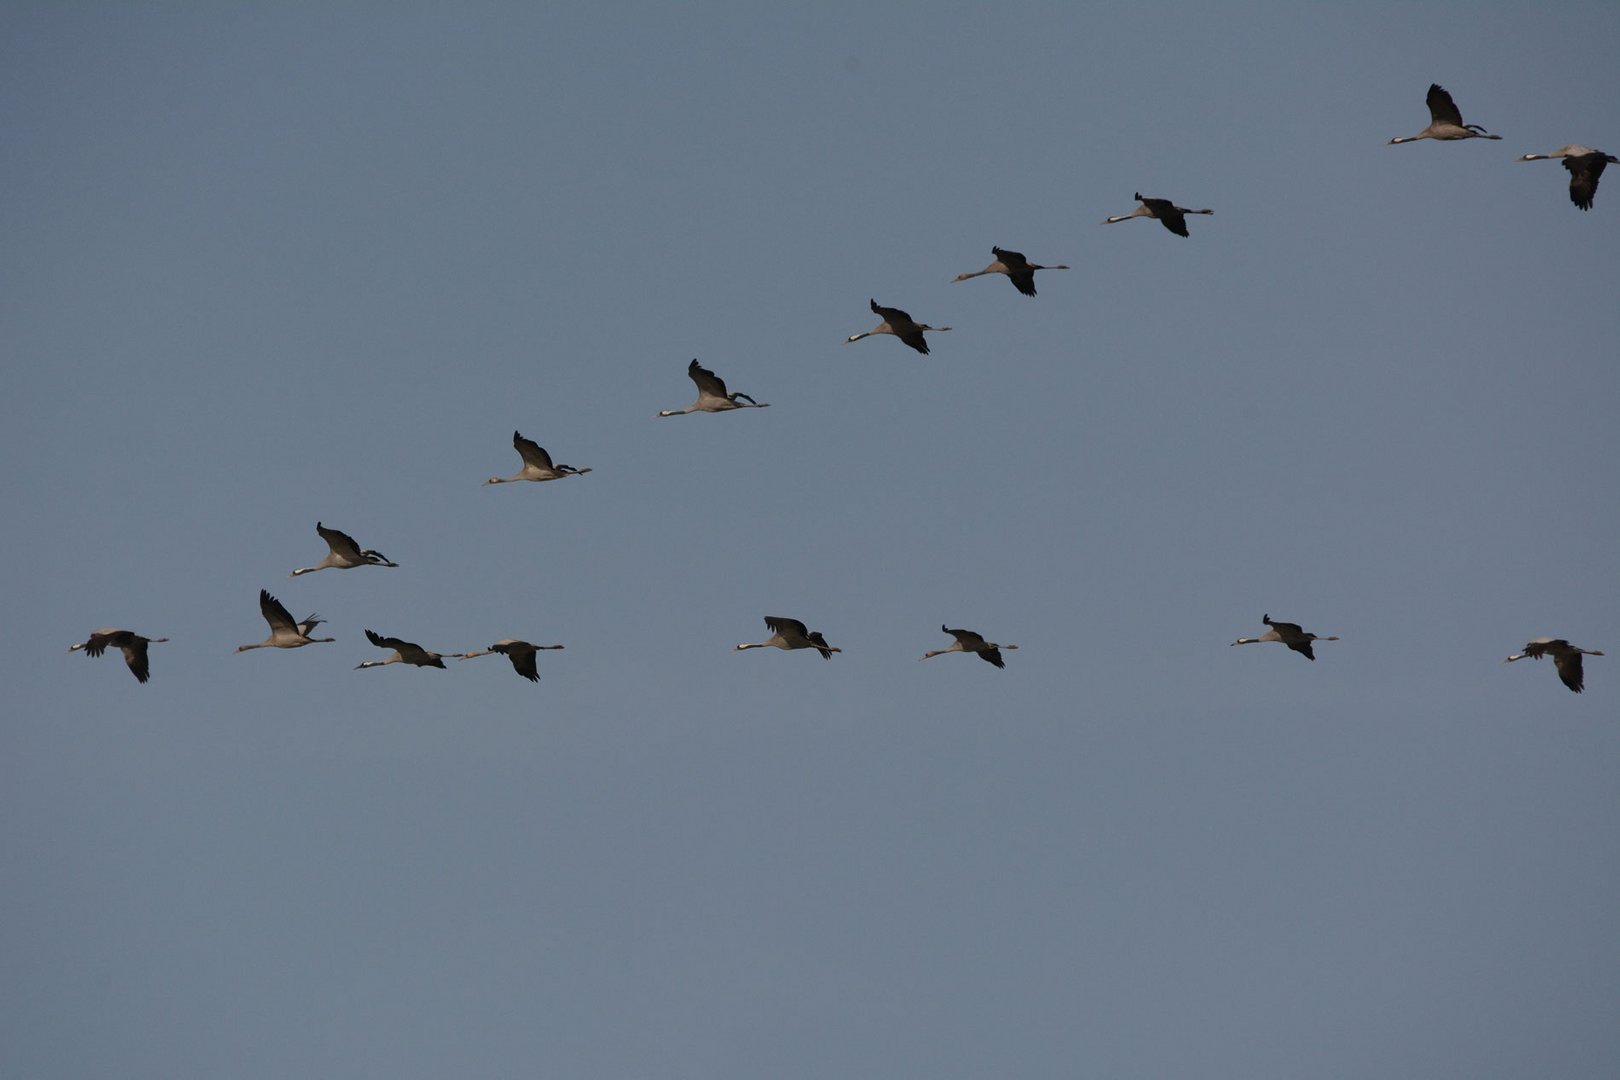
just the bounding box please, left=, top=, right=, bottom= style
left=871, top=299, right=914, bottom=323
left=1425, top=83, right=1465, bottom=127
left=81, top=629, right=128, bottom=658
left=1264, top=617, right=1305, bottom=638
left=1554, top=652, right=1586, bottom=693
left=365, top=629, right=411, bottom=652
left=1564, top=153, right=1610, bottom=210
left=120, top=639, right=152, bottom=683
left=1157, top=208, right=1190, bottom=237
left=317, top=521, right=364, bottom=559
left=1006, top=269, right=1038, bottom=295
left=764, top=616, right=810, bottom=639
left=1521, top=639, right=1565, bottom=660
left=495, top=642, right=541, bottom=682
left=896, top=327, right=931, bottom=354
left=687, top=359, right=730, bottom=399
left=990, top=246, right=1030, bottom=270
left=259, top=589, right=298, bottom=633
left=513, top=432, right=555, bottom=470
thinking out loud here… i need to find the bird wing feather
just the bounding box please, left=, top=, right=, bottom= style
left=1554, top=652, right=1585, bottom=692
left=688, top=360, right=730, bottom=399
left=764, top=616, right=810, bottom=639
left=121, top=640, right=152, bottom=683
left=513, top=432, right=555, bottom=470
left=318, top=522, right=364, bottom=559
left=1158, top=209, right=1190, bottom=237
left=259, top=589, right=298, bottom=633
left=365, top=629, right=412, bottom=652
left=990, top=246, right=1029, bottom=269
left=1425, top=84, right=1465, bottom=127
left=1564, top=153, right=1610, bottom=210
left=897, top=327, right=930, bottom=354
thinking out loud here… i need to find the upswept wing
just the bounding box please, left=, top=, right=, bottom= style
left=1425, top=84, right=1465, bottom=127
left=259, top=589, right=298, bottom=633
left=513, top=432, right=556, bottom=470
left=317, top=521, right=364, bottom=559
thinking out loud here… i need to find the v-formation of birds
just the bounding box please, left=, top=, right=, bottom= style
left=69, top=83, right=1606, bottom=693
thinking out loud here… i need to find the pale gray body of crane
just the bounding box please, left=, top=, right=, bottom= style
left=1231, top=615, right=1339, bottom=661
left=69, top=629, right=169, bottom=684
left=458, top=639, right=565, bottom=682
left=1517, top=146, right=1618, bottom=210
left=846, top=299, right=951, bottom=355
left=237, top=589, right=335, bottom=651
left=1103, top=194, right=1214, bottom=237
left=357, top=630, right=453, bottom=670
left=658, top=359, right=770, bottom=416
left=952, top=247, right=1069, bottom=297
left=921, top=625, right=1020, bottom=669
left=735, top=616, right=840, bottom=659
left=486, top=431, right=593, bottom=484
left=290, top=522, right=399, bottom=577
left=1503, top=638, right=1604, bottom=693
left=1388, top=83, right=1502, bottom=144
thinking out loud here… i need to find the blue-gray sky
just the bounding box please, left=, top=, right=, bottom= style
left=5, top=4, right=1618, bottom=1078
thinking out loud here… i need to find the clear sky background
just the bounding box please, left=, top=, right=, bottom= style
left=4, top=3, right=1618, bottom=1078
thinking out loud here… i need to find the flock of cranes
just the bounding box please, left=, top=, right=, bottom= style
left=1390, top=84, right=1616, bottom=210
left=67, top=82, right=1606, bottom=696
left=81, top=588, right=1598, bottom=693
